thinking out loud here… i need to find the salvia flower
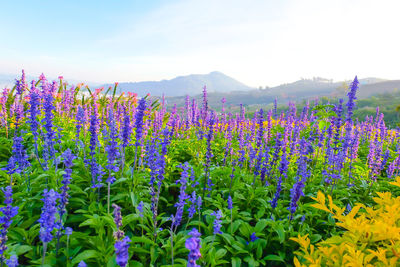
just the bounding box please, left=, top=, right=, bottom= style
left=187, top=191, right=197, bottom=219
left=247, top=232, right=259, bottom=244
left=227, top=195, right=233, bottom=210
left=171, top=162, right=190, bottom=230
left=65, top=227, right=73, bottom=236
left=38, top=189, right=60, bottom=243
left=56, top=149, right=76, bottom=236
left=346, top=76, right=359, bottom=124
left=105, top=109, right=120, bottom=184
left=75, top=106, right=85, bottom=145
left=186, top=228, right=201, bottom=267
left=112, top=204, right=124, bottom=239
left=134, top=98, right=147, bottom=146
left=288, top=179, right=305, bottom=219
left=0, top=186, right=18, bottom=261
left=4, top=134, right=31, bottom=176
left=137, top=201, right=144, bottom=217
left=210, top=210, right=223, bottom=234
left=114, top=236, right=131, bottom=267
left=6, top=255, right=18, bottom=267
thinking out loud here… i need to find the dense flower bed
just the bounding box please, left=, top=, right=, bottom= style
left=0, top=71, right=398, bottom=266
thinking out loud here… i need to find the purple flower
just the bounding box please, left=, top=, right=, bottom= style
left=210, top=210, right=223, bottom=235
left=246, top=232, right=259, bottom=244
left=185, top=228, right=201, bottom=267
left=288, top=180, right=305, bottom=219
left=6, top=255, right=18, bottom=267
left=115, top=236, right=131, bottom=267
left=112, top=204, right=124, bottom=239
left=171, top=163, right=190, bottom=231
left=28, top=81, right=40, bottom=139
left=56, top=149, right=75, bottom=238
left=227, top=195, right=233, bottom=210
left=137, top=201, right=144, bottom=217
left=134, top=98, right=147, bottom=146
left=65, top=227, right=73, bottom=236
left=105, top=108, right=120, bottom=184
left=59, top=149, right=75, bottom=214
left=0, top=186, right=18, bottom=261
left=346, top=76, right=359, bottom=124
left=187, top=191, right=197, bottom=219
left=89, top=105, right=103, bottom=188
left=42, top=81, right=57, bottom=166
left=203, top=111, right=215, bottom=196
left=4, top=134, right=30, bottom=176
left=77, top=261, right=87, bottom=267
left=121, top=107, right=132, bottom=149
left=75, top=106, right=85, bottom=145
left=38, top=189, right=60, bottom=243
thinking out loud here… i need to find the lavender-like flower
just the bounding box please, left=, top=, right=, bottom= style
left=185, top=228, right=201, bottom=267
left=112, top=204, right=124, bottom=240
left=115, top=236, right=131, bottom=267
left=134, top=98, right=147, bottom=146
left=121, top=106, right=132, bottom=149
left=203, top=111, right=215, bottom=198
left=288, top=179, right=305, bottom=219
left=346, top=76, right=359, bottom=124
left=112, top=204, right=131, bottom=267
left=77, top=261, right=87, bottom=267
left=4, top=134, right=31, bottom=177
left=187, top=191, right=197, bottom=219
left=171, top=163, right=190, bottom=231
left=247, top=232, right=259, bottom=244
left=28, top=81, right=40, bottom=139
left=42, top=82, right=57, bottom=166
left=65, top=227, right=73, bottom=236
left=227, top=195, right=233, bottom=210
left=0, top=186, right=18, bottom=262
left=75, top=106, right=86, bottom=146
left=105, top=109, right=120, bottom=184
left=137, top=201, right=144, bottom=217
left=38, top=189, right=60, bottom=243
left=5, top=255, right=18, bottom=267
left=55, top=149, right=75, bottom=248
left=210, top=210, right=223, bottom=234
left=89, top=105, right=103, bottom=188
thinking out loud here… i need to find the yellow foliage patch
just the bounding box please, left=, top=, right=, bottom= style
left=291, top=179, right=400, bottom=266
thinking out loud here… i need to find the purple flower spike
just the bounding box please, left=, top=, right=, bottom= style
left=210, top=210, right=223, bottom=235
left=6, top=255, right=18, bottom=267
left=186, top=228, right=201, bottom=267
left=38, top=189, right=60, bottom=243
left=115, top=236, right=131, bottom=267
left=0, top=186, right=18, bottom=261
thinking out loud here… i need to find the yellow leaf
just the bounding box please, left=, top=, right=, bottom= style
left=293, top=256, right=302, bottom=267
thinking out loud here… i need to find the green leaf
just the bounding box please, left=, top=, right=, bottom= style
left=254, top=219, right=268, bottom=233
left=215, top=248, right=227, bottom=259
left=264, top=254, right=285, bottom=262
left=231, top=257, right=242, bottom=267
left=275, top=224, right=285, bottom=243
left=71, top=250, right=99, bottom=265
left=15, top=245, right=32, bottom=255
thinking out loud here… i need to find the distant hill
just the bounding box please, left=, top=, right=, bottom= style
left=106, top=71, right=254, bottom=97
left=163, top=76, right=394, bottom=110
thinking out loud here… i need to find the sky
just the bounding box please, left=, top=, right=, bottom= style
left=1, top=0, right=400, bottom=87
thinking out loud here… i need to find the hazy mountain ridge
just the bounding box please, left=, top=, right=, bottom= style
left=106, top=71, right=254, bottom=97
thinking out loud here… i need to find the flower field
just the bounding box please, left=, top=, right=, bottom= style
left=0, top=71, right=399, bottom=266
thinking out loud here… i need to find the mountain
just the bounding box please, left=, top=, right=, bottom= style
left=107, top=71, right=254, bottom=97
left=163, top=77, right=398, bottom=110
